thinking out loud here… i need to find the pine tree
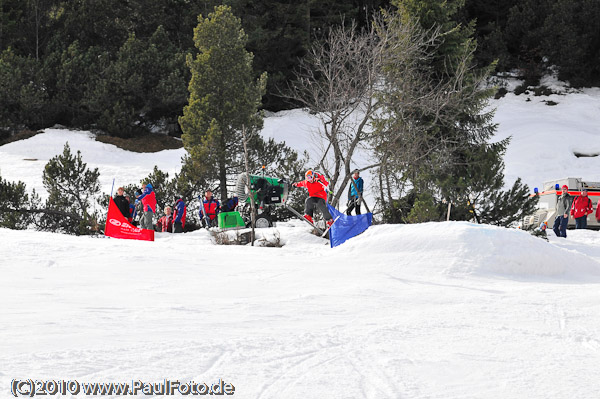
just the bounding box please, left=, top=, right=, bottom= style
left=374, top=1, right=535, bottom=225
left=0, top=48, right=50, bottom=134
left=179, top=5, right=267, bottom=201
left=0, top=172, right=30, bottom=229
left=503, top=0, right=550, bottom=82
left=543, top=0, right=600, bottom=87
left=40, top=143, right=101, bottom=235
left=89, top=26, right=188, bottom=137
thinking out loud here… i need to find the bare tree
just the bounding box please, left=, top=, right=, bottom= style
left=287, top=20, right=383, bottom=207
left=288, top=11, right=496, bottom=219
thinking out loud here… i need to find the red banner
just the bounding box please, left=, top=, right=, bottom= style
left=104, top=198, right=154, bottom=241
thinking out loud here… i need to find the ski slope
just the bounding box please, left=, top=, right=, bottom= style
left=2, top=81, right=600, bottom=398
left=1, top=222, right=600, bottom=398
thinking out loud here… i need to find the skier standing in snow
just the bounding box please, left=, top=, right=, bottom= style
left=200, top=190, right=220, bottom=228
left=293, top=170, right=334, bottom=228
left=113, top=187, right=130, bottom=220
left=346, top=170, right=364, bottom=216
left=553, top=184, right=573, bottom=238
left=136, top=183, right=157, bottom=230
left=570, top=188, right=593, bottom=229
left=173, top=196, right=186, bottom=233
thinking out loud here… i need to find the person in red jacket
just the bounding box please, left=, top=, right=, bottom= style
left=570, top=188, right=594, bottom=229
left=293, top=170, right=334, bottom=228
left=156, top=206, right=174, bottom=233
left=200, top=190, right=220, bottom=228
left=136, top=183, right=157, bottom=230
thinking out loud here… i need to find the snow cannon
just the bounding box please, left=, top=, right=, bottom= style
left=235, top=173, right=290, bottom=208
left=234, top=173, right=291, bottom=228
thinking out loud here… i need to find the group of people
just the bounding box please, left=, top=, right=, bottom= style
left=110, top=169, right=366, bottom=233
left=537, top=184, right=600, bottom=239
left=112, top=185, right=224, bottom=232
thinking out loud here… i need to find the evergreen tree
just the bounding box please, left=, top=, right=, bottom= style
left=463, top=0, right=518, bottom=69
left=54, top=0, right=132, bottom=54
left=0, top=172, right=30, bottom=229
left=89, top=26, right=188, bottom=137
left=40, top=143, right=101, bottom=235
left=503, top=0, right=550, bottom=82
left=179, top=5, right=267, bottom=201
left=0, top=0, right=27, bottom=53
left=543, top=0, right=600, bottom=87
left=407, top=192, right=441, bottom=223
left=0, top=48, right=50, bottom=134
left=374, top=1, right=534, bottom=225
left=43, top=41, right=106, bottom=127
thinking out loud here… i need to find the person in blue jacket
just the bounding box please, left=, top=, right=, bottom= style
left=172, top=196, right=186, bottom=233
left=346, top=170, right=364, bottom=216
left=127, top=196, right=136, bottom=223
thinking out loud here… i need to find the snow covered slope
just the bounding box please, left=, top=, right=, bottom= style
left=1, top=222, right=600, bottom=398
left=492, top=83, right=600, bottom=190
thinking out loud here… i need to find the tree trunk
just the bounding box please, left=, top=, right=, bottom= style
left=218, top=131, right=228, bottom=202
left=241, top=126, right=256, bottom=246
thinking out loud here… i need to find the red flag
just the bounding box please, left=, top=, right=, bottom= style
left=105, top=198, right=154, bottom=241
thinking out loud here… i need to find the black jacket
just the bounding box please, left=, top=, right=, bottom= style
left=114, top=195, right=131, bottom=219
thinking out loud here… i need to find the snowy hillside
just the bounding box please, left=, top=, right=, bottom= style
left=2, top=84, right=600, bottom=398
left=1, top=77, right=600, bottom=203
left=2, top=222, right=600, bottom=398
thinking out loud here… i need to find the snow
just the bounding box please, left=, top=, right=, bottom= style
left=492, top=86, right=600, bottom=190
left=0, top=129, right=186, bottom=199
left=2, top=84, right=600, bottom=398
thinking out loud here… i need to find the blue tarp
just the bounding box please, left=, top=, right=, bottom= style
left=327, top=204, right=373, bottom=248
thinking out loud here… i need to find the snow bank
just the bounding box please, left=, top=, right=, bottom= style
left=338, top=222, right=600, bottom=279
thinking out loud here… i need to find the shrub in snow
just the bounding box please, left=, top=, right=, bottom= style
left=39, top=143, right=101, bottom=235
left=0, top=174, right=31, bottom=229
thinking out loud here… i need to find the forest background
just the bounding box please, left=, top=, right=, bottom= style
left=1, top=0, right=597, bottom=138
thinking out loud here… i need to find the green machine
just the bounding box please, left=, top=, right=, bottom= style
left=229, top=172, right=290, bottom=228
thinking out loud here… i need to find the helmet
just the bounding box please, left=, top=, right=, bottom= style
left=305, top=170, right=314, bottom=180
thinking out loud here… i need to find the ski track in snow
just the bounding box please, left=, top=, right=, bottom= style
left=2, top=222, right=600, bottom=398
